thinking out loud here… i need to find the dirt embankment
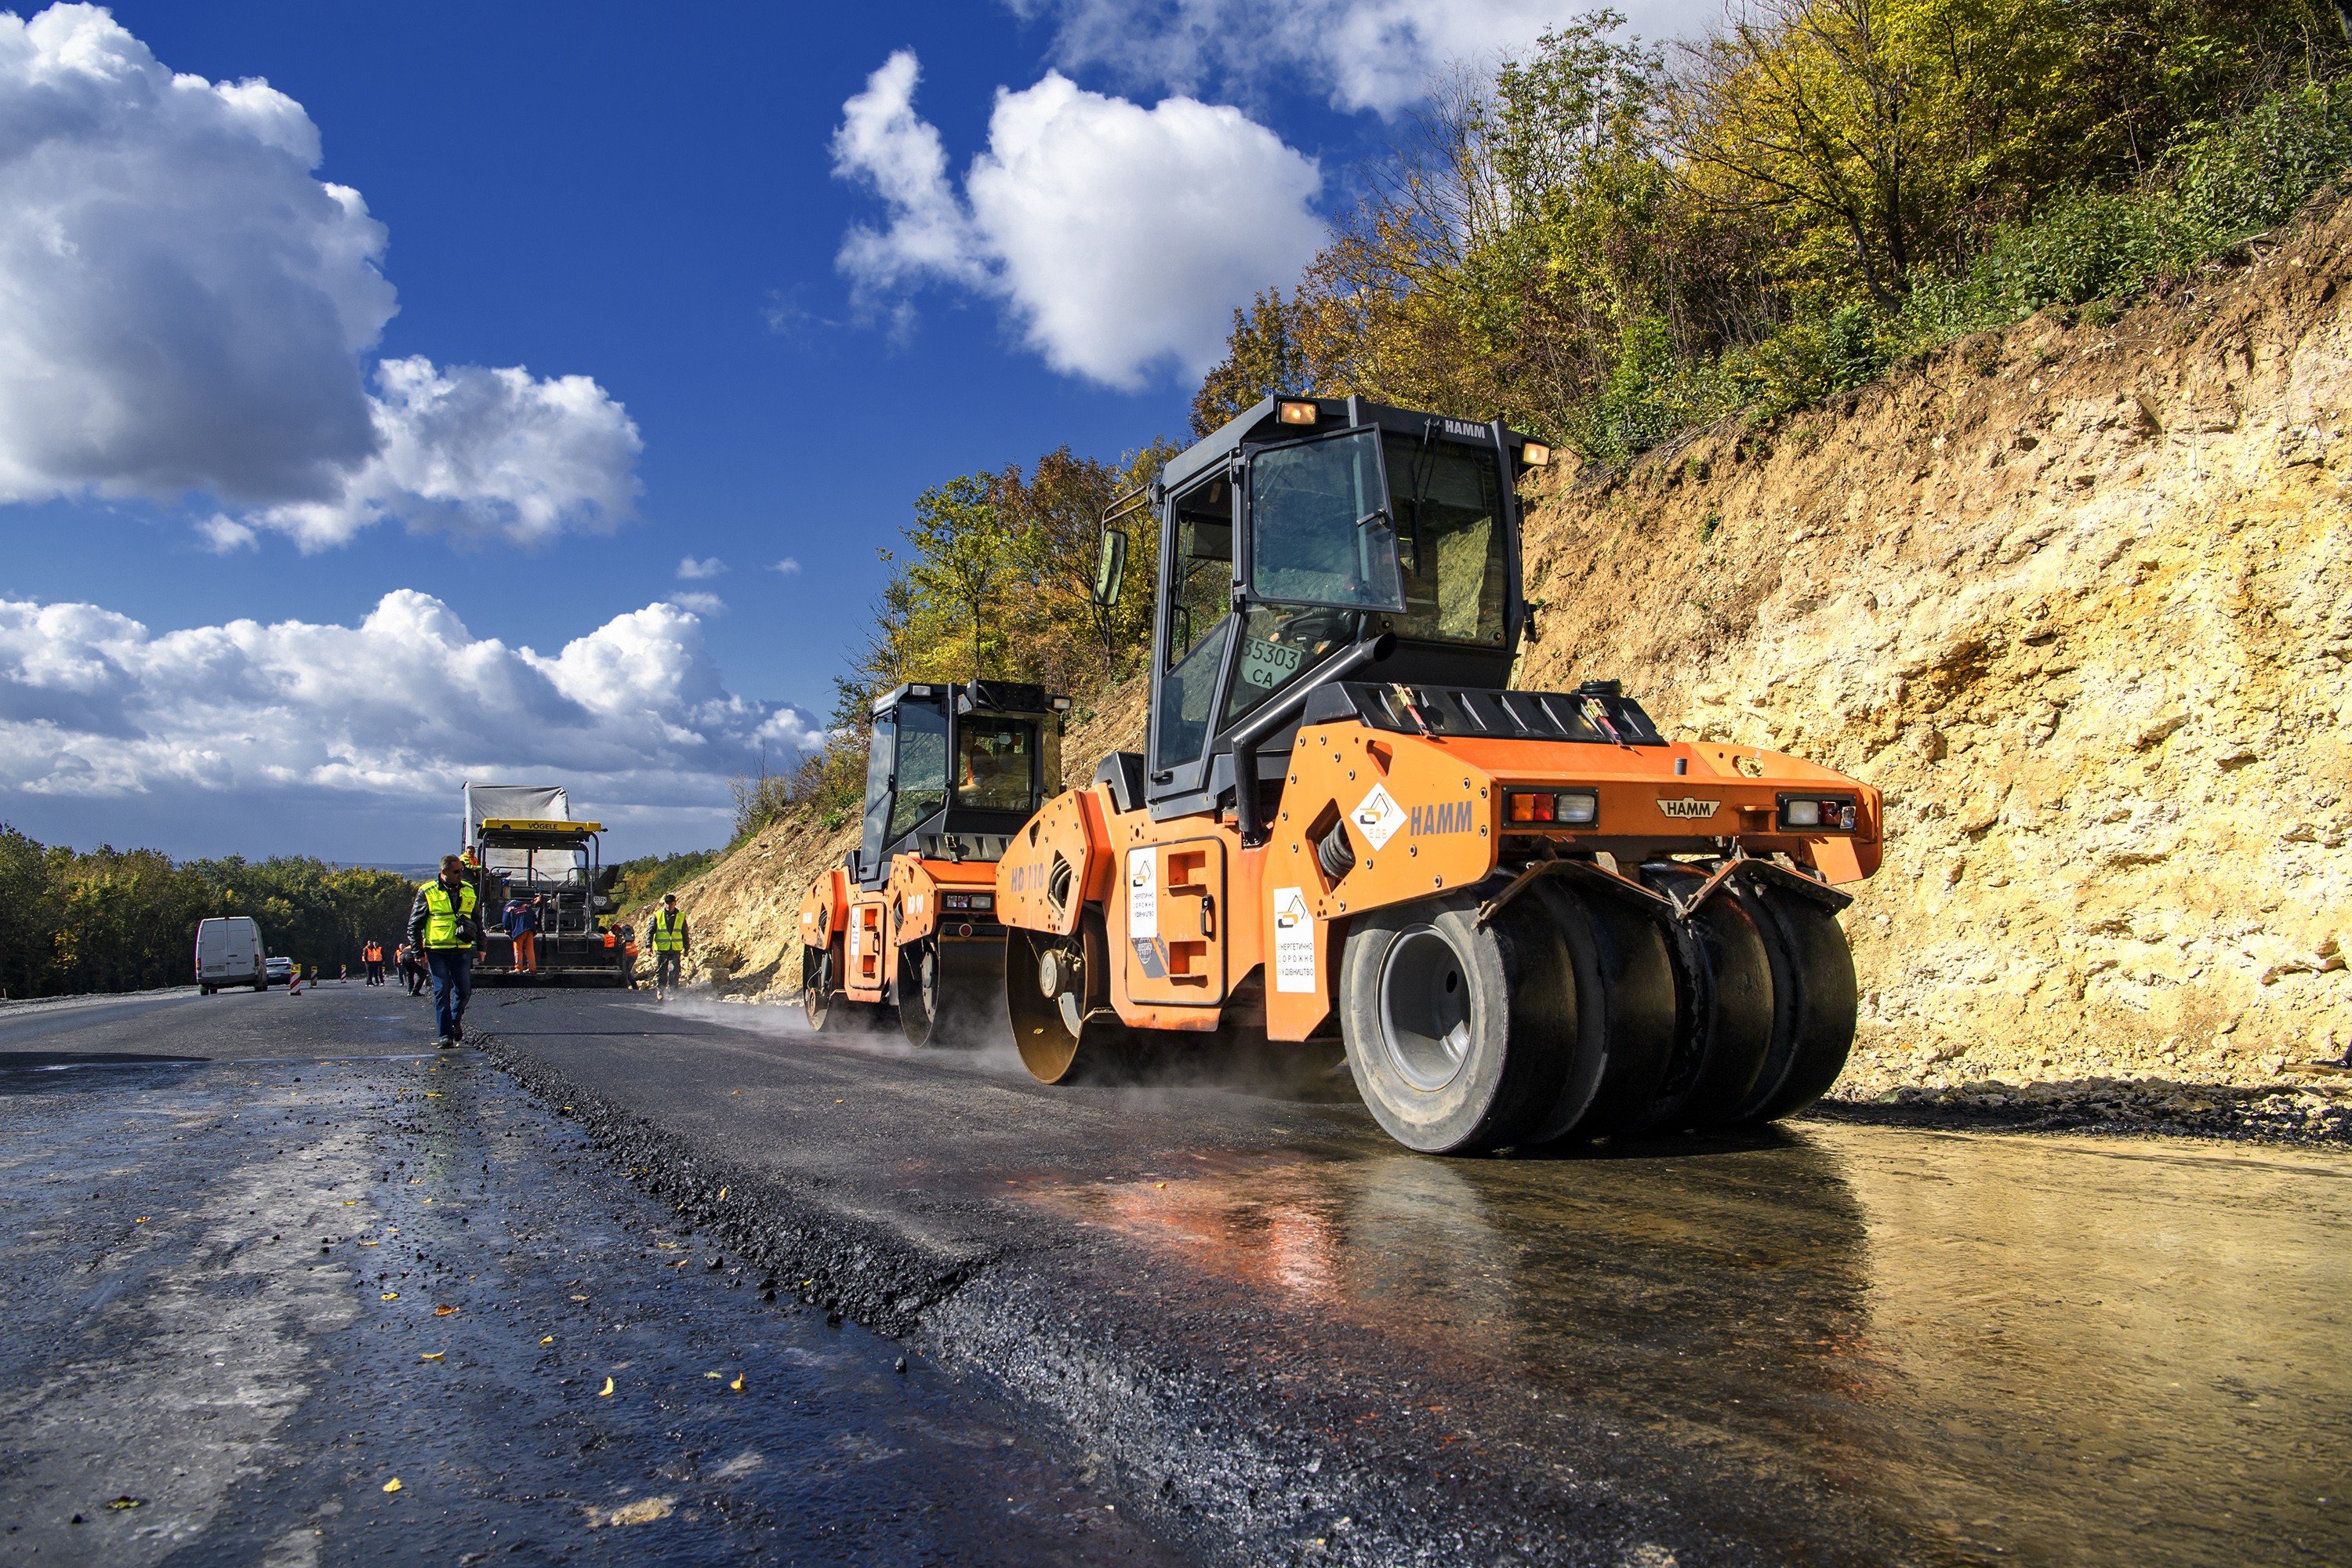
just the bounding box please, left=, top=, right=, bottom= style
left=656, top=195, right=2352, bottom=1128
left=1519, top=198, right=2352, bottom=1116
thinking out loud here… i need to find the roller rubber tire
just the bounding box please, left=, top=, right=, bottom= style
left=1629, top=865, right=1775, bottom=1134
left=1339, top=893, right=1573, bottom=1155
left=1519, top=880, right=1679, bottom=1145
left=1731, top=885, right=1859, bottom=1124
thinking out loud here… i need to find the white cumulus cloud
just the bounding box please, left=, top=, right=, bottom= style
left=0, top=591, right=820, bottom=849
left=0, top=4, right=640, bottom=548
left=1006, top=0, right=1708, bottom=114
left=664, top=591, right=727, bottom=616
left=771, top=557, right=801, bottom=575
left=676, top=555, right=728, bottom=580
left=833, top=51, right=1324, bottom=388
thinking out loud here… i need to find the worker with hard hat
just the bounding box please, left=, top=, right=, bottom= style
left=408, top=853, right=483, bottom=1047
left=649, top=892, right=689, bottom=1002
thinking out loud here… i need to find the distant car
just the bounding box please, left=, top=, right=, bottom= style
left=196, top=916, right=268, bottom=994
left=266, top=956, right=294, bottom=986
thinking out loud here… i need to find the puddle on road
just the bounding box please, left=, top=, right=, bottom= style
left=1018, top=1126, right=2352, bottom=1567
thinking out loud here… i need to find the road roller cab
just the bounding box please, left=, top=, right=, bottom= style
left=797, top=681, right=1069, bottom=1046
left=993, top=394, right=1884, bottom=1153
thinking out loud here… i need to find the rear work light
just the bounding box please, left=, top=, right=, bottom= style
left=1276, top=399, right=1318, bottom=426
left=1505, top=789, right=1598, bottom=826
left=1520, top=441, right=1552, bottom=467
left=1778, top=795, right=1857, bottom=833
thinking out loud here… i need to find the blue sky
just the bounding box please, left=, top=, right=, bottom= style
left=0, top=0, right=1704, bottom=861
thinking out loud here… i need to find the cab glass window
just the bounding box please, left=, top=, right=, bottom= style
left=1164, top=483, right=1232, bottom=673
left=1156, top=478, right=1236, bottom=775
left=1156, top=615, right=1232, bottom=774
left=956, top=717, right=1037, bottom=812
left=1224, top=602, right=1360, bottom=728
left=887, top=699, right=948, bottom=843
left=860, top=709, right=895, bottom=872
left=1247, top=429, right=1403, bottom=612
left=1380, top=435, right=1508, bottom=645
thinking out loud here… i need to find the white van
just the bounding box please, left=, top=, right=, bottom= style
left=195, top=916, right=268, bottom=994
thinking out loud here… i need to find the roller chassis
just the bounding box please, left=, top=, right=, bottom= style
left=997, top=692, right=1879, bottom=1150
left=797, top=855, right=1007, bottom=1044
left=794, top=679, right=1065, bottom=1048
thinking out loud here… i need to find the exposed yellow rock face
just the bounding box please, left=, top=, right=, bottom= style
left=1515, top=209, right=2352, bottom=1096
left=661, top=205, right=2351, bottom=1105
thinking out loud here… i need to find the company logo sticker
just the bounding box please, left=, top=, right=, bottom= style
left=1271, top=887, right=1315, bottom=994
left=1657, top=797, right=1722, bottom=819
left=1126, top=847, right=1158, bottom=939
left=1352, top=784, right=1408, bottom=850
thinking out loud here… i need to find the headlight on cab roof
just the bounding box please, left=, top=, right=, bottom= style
left=1778, top=794, right=1857, bottom=833
left=1505, top=789, right=1597, bottom=826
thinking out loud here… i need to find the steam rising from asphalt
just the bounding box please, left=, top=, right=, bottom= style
left=634, top=988, right=1358, bottom=1104
left=635, top=990, right=1032, bottom=1079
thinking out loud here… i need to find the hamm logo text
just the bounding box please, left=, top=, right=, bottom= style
left=1410, top=800, right=1475, bottom=836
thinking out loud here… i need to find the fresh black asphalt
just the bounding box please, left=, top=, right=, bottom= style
left=5, top=982, right=2349, bottom=1566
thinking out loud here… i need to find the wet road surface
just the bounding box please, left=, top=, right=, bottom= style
left=5, top=984, right=2348, bottom=1566
left=482, top=989, right=2352, bottom=1567
left=0, top=985, right=1172, bottom=1566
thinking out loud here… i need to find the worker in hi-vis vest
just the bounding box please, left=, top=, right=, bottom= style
left=649, top=892, right=689, bottom=1002
left=407, top=853, right=483, bottom=1048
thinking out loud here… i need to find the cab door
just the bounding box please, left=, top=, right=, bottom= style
left=1118, top=837, right=1227, bottom=1008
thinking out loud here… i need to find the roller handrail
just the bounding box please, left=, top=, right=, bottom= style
left=1230, top=632, right=1396, bottom=846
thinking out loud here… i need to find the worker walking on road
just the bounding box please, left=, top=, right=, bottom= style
left=410, top=854, right=482, bottom=1049
left=649, top=893, right=688, bottom=1002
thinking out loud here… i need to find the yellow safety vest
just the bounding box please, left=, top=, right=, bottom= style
left=651, top=909, right=686, bottom=952
left=423, top=882, right=477, bottom=949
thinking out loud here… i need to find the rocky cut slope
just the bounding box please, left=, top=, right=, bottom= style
left=1515, top=198, right=2352, bottom=1105
left=655, top=195, right=2351, bottom=1123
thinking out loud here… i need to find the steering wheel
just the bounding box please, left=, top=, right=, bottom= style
left=1267, top=605, right=1355, bottom=655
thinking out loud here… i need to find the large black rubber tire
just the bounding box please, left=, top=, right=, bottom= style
left=1514, top=880, right=1679, bottom=1145
left=898, top=937, right=1007, bottom=1049
left=1629, top=865, right=1775, bottom=1134
left=1730, top=885, right=1859, bottom=1124
left=1338, top=893, right=1573, bottom=1155
left=1005, top=920, right=1141, bottom=1083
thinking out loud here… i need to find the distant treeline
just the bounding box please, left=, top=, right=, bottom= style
left=609, top=849, right=720, bottom=910
left=0, top=825, right=416, bottom=999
